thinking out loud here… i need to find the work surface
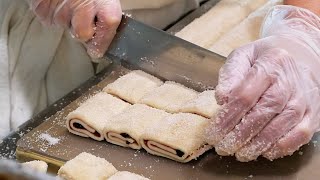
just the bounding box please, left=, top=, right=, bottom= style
left=2, top=0, right=320, bottom=179
left=14, top=64, right=320, bottom=180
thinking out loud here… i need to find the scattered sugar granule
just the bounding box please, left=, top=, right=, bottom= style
left=39, top=133, right=60, bottom=146
left=298, top=151, right=303, bottom=156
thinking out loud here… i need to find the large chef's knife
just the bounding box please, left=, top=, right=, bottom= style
left=105, top=15, right=226, bottom=91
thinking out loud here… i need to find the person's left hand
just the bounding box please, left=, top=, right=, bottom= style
left=206, top=5, right=320, bottom=162
left=29, top=0, right=122, bottom=59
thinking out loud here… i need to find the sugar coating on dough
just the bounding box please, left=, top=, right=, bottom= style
left=104, top=104, right=170, bottom=149
left=209, top=0, right=283, bottom=56
left=104, top=70, right=163, bottom=104
left=108, top=171, right=150, bottom=180
left=176, top=0, right=269, bottom=48
left=22, top=160, right=48, bottom=173
left=66, top=93, right=130, bottom=141
left=141, top=113, right=212, bottom=162
left=58, top=152, right=118, bottom=180
left=179, top=90, right=220, bottom=118
left=139, top=81, right=198, bottom=113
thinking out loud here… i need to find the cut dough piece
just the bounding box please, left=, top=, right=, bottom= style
left=104, top=104, right=169, bottom=149
left=120, top=0, right=175, bottom=10
left=21, top=160, right=48, bottom=173
left=108, top=171, right=149, bottom=180
left=58, top=152, right=118, bottom=180
left=175, top=0, right=268, bottom=49
left=104, top=70, right=163, bottom=104
left=179, top=90, right=220, bottom=118
left=139, top=81, right=198, bottom=113
left=141, top=113, right=212, bottom=163
left=66, top=93, right=130, bottom=141
left=209, top=0, right=283, bottom=57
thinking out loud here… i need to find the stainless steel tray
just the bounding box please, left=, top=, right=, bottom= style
left=0, top=0, right=221, bottom=162
left=14, top=62, right=320, bottom=180
left=2, top=0, right=320, bottom=179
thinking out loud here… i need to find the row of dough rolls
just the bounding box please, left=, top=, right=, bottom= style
left=58, top=152, right=149, bottom=180
left=208, top=0, right=283, bottom=56
left=176, top=0, right=283, bottom=57
left=66, top=70, right=220, bottom=162
left=175, top=0, right=269, bottom=49
left=103, top=104, right=210, bottom=162
left=104, top=70, right=219, bottom=118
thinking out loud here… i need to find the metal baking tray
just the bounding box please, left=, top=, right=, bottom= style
left=0, top=0, right=219, bottom=158
left=0, top=0, right=223, bottom=161
left=13, top=62, right=320, bottom=180
left=2, top=0, right=320, bottom=179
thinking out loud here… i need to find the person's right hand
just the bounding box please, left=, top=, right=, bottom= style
left=28, top=0, right=122, bottom=59
left=206, top=5, right=320, bottom=162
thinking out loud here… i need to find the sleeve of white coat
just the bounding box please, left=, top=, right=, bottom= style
left=0, top=0, right=26, bottom=138
left=0, top=0, right=111, bottom=141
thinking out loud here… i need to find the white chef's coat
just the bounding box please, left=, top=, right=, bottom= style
left=0, top=0, right=201, bottom=138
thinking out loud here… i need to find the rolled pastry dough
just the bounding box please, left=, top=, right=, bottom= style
left=104, top=70, right=163, bottom=104
left=104, top=104, right=169, bottom=149
left=175, top=0, right=269, bottom=48
left=209, top=0, right=283, bottom=57
left=141, top=113, right=212, bottom=163
left=108, top=171, right=149, bottom=180
left=21, top=160, right=48, bottom=173
left=58, top=152, right=118, bottom=180
left=139, top=81, right=198, bottom=113
left=66, top=93, right=130, bottom=141
left=179, top=90, right=220, bottom=118
left=120, top=0, right=175, bottom=10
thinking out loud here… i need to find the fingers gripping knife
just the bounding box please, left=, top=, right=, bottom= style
left=105, top=15, right=226, bottom=91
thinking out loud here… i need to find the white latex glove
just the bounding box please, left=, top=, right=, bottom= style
left=206, top=5, right=320, bottom=162
left=28, top=0, right=122, bottom=59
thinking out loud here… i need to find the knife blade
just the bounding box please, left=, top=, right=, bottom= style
left=105, top=15, right=225, bottom=91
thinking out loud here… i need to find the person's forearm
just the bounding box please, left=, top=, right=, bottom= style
left=284, top=0, right=320, bottom=16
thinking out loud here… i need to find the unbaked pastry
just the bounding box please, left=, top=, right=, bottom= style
left=104, top=70, right=163, bottom=104
left=179, top=90, right=220, bottom=118
left=58, top=152, right=118, bottom=180
left=175, top=0, right=269, bottom=48
left=141, top=113, right=212, bottom=163
left=139, top=81, right=198, bottom=113
left=21, top=160, right=48, bottom=173
left=66, top=93, right=130, bottom=141
left=104, top=104, right=169, bottom=149
left=209, top=0, right=283, bottom=57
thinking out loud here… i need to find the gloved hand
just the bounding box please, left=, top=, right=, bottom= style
left=28, top=0, right=122, bottom=59
left=206, top=5, right=320, bottom=162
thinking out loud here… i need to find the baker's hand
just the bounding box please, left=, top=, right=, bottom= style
left=206, top=5, right=320, bottom=162
left=29, top=0, right=122, bottom=58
